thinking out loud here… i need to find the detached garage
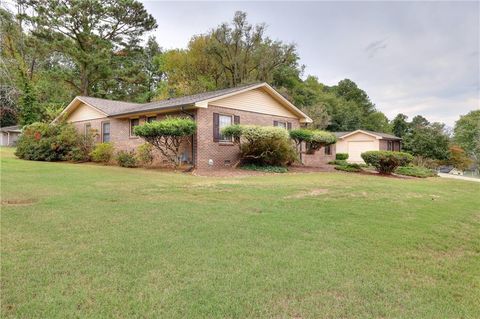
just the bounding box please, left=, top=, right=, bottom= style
left=334, top=130, right=402, bottom=163
left=1, top=125, right=22, bottom=147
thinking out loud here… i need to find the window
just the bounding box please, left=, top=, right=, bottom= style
left=102, top=122, right=110, bottom=142
left=130, top=118, right=140, bottom=136
left=219, top=114, right=232, bottom=142
left=387, top=140, right=394, bottom=151
left=274, top=121, right=287, bottom=129
left=147, top=116, right=157, bottom=123
left=85, top=123, right=91, bottom=136
left=325, top=145, right=332, bottom=155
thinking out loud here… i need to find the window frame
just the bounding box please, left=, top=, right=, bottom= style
left=130, top=118, right=140, bottom=137
left=218, top=114, right=233, bottom=143
left=85, top=123, right=91, bottom=136
left=325, top=145, right=332, bottom=155
left=147, top=116, right=157, bottom=123
left=387, top=140, right=394, bottom=151
left=275, top=121, right=287, bottom=129
left=101, top=121, right=110, bottom=143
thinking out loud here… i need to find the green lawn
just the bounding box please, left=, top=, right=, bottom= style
left=1, top=147, right=479, bottom=318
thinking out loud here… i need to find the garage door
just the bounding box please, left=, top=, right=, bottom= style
left=348, top=141, right=376, bottom=163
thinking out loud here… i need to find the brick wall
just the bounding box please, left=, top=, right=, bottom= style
left=71, top=113, right=192, bottom=166
left=70, top=105, right=333, bottom=169
left=379, top=140, right=401, bottom=151
left=195, top=105, right=301, bottom=169
left=302, top=143, right=336, bottom=167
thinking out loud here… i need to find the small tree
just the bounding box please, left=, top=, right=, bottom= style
left=361, top=151, right=413, bottom=175
left=134, top=117, right=196, bottom=168
left=289, top=129, right=336, bottom=162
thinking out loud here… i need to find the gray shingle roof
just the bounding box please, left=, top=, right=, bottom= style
left=78, top=83, right=262, bottom=116
left=0, top=125, right=21, bottom=132
left=334, top=130, right=401, bottom=140
left=77, top=96, right=141, bottom=115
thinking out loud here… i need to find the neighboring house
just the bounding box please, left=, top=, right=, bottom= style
left=334, top=130, right=402, bottom=163
left=0, top=125, right=22, bottom=146
left=58, top=82, right=335, bottom=169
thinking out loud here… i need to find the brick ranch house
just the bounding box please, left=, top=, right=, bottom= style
left=58, top=82, right=336, bottom=169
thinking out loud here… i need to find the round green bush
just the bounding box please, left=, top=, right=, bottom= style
left=90, top=143, right=114, bottom=164
left=116, top=150, right=138, bottom=168
left=336, top=153, right=349, bottom=160
left=361, top=151, right=413, bottom=174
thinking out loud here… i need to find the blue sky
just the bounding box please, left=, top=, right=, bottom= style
left=141, top=1, right=479, bottom=127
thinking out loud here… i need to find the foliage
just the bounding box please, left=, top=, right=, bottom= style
left=445, top=145, right=473, bottom=171
left=223, top=125, right=297, bottom=166
left=14, top=122, right=83, bottom=161
left=0, top=86, right=19, bottom=127
left=329, top=159, right=348, bottom=166
left=454, top=110, right=480, bottom=167
left=134, top=117, right=196, bottom=167
left=90, top=143, right=114, bottom=164
left=395, top=166, right=437, bottom=178
left=116, top=150, right=138, bottom=168
left=411, top=156, right=440, bottom=169
left=289, top=129, right=336, bottom=154
left=402, top=122, right=450, bottom=160
left=391, top=114, right=409, bottom=138
left=137, top=143, right=155, bottom=166
left=334, top=163, right=362, bottom=173
left=19, top=0, right=157, bottom=96
left=361, top=151, right=413, bottom=174
left=336, top=153, right=349, bottom=160
left=241, top=164, right=288, bottom=173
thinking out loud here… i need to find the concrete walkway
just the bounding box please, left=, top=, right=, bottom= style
left=438, top=173, right=480, bottom=183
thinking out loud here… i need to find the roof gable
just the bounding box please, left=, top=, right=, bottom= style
left=336, top=130, right=401, bottom=140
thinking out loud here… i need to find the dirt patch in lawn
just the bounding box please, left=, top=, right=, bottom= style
left=1, top=198, right=37, bottom=206
left=285, top=188, right=329, bottom=199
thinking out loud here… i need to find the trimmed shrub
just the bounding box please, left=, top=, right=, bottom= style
left=335, top=163, right=362, bottom=172
left=116, top=150, right=137, bottom=168
left=90, top=143, right=114, bottom=164
left=336, top=153, right=349, bottom=160
left=241, top=164, right=288, bottom=173
left=223, top=125, right=297, bottom=166
left=395, top=165, right=437, bottom=178
left=137, top=143, right=155, bottom=166
left=328, top=159, right=348, bottom=166
left=289, top=129, right=336, bottom=154
left=361, top=151, right=413, bottom=174
left=15, top=122, right=87, bottom=161
left=134, top=116, right=196, bottom=167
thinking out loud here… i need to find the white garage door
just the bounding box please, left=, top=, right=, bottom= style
left=348, top=141, right=376, bottom=163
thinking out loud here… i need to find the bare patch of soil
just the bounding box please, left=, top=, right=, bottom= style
left=285, top=188, right=329, bottom=199
left=1, top=198, right=37, bottom=206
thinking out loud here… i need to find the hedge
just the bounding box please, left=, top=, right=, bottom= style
left=361, top=151, right=413, bottom=174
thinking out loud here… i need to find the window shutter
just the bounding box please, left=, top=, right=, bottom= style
left=213, top=113, right=220, bottom=142
left=234, top=115, right=240, bottom=125
left=287, top=122, right=292, bottom=130
left=273, top=120, right=278, bottom=127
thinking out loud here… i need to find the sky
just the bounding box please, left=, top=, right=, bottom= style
left=140, top=0, right=479, bottom=127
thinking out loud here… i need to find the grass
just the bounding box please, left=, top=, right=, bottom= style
left=1, top=147, right=479, bottom=318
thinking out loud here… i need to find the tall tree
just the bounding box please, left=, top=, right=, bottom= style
left=333, top=79, right=376, bottom=114
left=454, top=110, right=480, bottom=166
left=391, top=113, right=409, bottom=137
left=19, top=0, right=157, bottom=96
left=403, top=122, right=450, bottom=160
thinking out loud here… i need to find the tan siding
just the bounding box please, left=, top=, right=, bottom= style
left=209, top=88, right=298, bottom=119
left=67, top=103, right=106, bottom=122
